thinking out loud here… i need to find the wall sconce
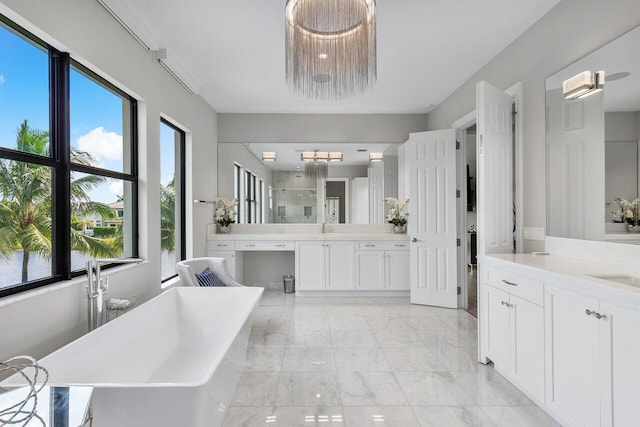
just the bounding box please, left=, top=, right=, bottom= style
left=369, top=152, right=383, bottom=162
left=262, top=152, right=277, bottom=162
left=563, top=71, right=605, bottom=100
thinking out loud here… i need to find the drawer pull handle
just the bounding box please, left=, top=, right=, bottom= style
left=364, top=244, right=376, bottom=247
left=394, top=244, right=406, bottom=247
left=246, top=244, right=255, bottom=247
left=585, top=309, right=594, bottom=316
left=502, top=280, right=518, bottom=287
left=216, top=244, right=227, bottom=247
left=275, top=244, right=286, bottom=247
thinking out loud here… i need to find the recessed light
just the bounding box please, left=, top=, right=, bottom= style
left=262, top=151, right=276, bottom=161
left=369, top=152, right=383, bottom=162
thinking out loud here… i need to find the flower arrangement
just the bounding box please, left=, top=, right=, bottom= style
left=611, top=197, right=640, bottom=225
left=385, top=197, right=409, bottom=226
left=214, top=198, right=238, bottom=227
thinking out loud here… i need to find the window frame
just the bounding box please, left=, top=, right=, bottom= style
left=160, top=118, right=186, bottom=282
left=0, top=14, right=139, bottom=298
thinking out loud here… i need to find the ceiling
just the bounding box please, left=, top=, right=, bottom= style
left=110, top=0, right=560, bottom=114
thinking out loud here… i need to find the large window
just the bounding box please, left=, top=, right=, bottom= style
left=0, top=16, right=138, bottom=297
left=160, top=119, right=185, bottom=281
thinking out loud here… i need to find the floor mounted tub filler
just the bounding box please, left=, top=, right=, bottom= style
left=4, top=286, right=264, bottom=427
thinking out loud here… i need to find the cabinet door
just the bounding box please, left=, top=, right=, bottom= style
left=484, top=284, right=510, bottom=368
left=599, top=302, right=640, bottom=427
left=545, top=285, right=600, bottom=427
left=296, top=242, right=325, bottom=290
left=386, top=251, right=410, bottom=290
left=510, top=295, right=544, bottom=402
left=355, top=251, right=385, bottom=290
left=208, top=250, right=237, bottom=281
left=326, top=242, right=354, bottom=290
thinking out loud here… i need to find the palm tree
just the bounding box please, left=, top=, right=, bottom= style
left=160, top=176, right=176, bottom=252
left=0, top=120, right=119, bottom=282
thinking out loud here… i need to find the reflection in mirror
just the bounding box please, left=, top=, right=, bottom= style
left=217, top=142, right=400, bottom=224
left=546, top=24, right=640, bottom=244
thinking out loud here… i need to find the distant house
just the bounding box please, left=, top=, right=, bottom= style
left=79, top=201, right=123, bottom=235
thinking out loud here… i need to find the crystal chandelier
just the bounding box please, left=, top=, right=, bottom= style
left=285, top=0, right=377, bottom=100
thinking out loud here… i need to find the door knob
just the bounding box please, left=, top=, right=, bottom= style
left=411, top=237, right=418, bottom=243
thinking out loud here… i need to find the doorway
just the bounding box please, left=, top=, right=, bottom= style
left=325, top=178, right=349, bottom=223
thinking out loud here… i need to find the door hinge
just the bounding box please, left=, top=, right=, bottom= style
left=457, top=238, right=461, bottom=246
left=456, top=190, right=461, bottom=198
left=456, top=140, right=460, bottom=149
left=457, top=286, right=461, bottom=295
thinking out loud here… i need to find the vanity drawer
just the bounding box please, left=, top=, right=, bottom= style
left=486, top=268, right=543, bottom=306
left=235, top=241, right=294, bottom=251
left=209, top=241, right=234, bottom=249
left=356, top=241, right=409, bottom=251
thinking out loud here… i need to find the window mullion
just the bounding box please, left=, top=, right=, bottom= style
left=50, top=48, right=71, bottom=279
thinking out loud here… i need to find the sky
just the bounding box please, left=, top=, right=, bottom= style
left=0, top=24, right=176, bottom=204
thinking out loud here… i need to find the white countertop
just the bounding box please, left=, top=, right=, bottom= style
left=483, top=253, right=640, bottom=311
left=207, top=233, right=410, bottom=241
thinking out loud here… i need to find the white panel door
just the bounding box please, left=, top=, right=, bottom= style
left=510, top=295, right=545, bottom=402
left=355, top=251, right=385, bottom=290
left=545, top=285, right=600, bottom=427
left=408, top=129, right=458, bottom=307
left=477, top=81, right=513, bottom=256
left=295, top=241, right=325, bottom=290
left=326, top=242, right=354, bottom=290
left=484, top=285, right=510, bottom=368
left=546, top=88, right=605, bottom=240
left=386, top=251, right=410, bottom=290
left=599, top=302, right=640, bottom=427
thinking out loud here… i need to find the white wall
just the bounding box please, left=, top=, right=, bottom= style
left=425, top=0, right=640, bottom=252
left=218, top=114, right=428, bottom=143
left=0, top=0, right=218, bottom=362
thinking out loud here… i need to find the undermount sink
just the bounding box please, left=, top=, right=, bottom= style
left=586, top=274, right=640, bottom=288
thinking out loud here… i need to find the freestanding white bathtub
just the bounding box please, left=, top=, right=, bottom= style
left=6, top=286, right=263, bottom=427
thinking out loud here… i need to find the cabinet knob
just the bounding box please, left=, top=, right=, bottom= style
left=595, top=312, right=607, bottom=320
left=585, top=309, right=594, bottom=316
left=411, top=237, right=418, bottom=243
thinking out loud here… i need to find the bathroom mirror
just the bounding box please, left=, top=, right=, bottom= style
left=546, top=24, right=640, bottom=244
left=217, top=142, right=400, bottom=224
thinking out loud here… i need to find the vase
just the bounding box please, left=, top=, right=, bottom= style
left=218, top=224, right=231, bottom=233
left=393, top=224, right=406, bottom=234
left=627, top=224, right=640, bottom=233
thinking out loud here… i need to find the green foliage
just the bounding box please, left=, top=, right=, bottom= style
left=93, top=226, right=118, bottom=238
left=0, top=120, right=121, bottom=282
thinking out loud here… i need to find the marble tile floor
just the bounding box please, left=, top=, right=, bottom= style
left=223, top=289, right=558, bottom=427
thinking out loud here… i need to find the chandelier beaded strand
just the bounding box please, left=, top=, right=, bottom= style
left=285, top=0, right=377, bottom=100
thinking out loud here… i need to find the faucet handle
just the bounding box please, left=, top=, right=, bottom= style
left=100, top=276, right=109, bottom=293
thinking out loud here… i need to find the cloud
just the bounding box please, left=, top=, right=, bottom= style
left=0, top=74, right=5, bottom=84
left=76, top=127, right=122, bottom=162
left=109, top=180, right=123, bottom=197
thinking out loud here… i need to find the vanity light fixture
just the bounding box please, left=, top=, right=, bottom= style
left=328, top=152, right=343, bottom=162
left=262, top=151, right=277, bottom=162
left=301, top=151, right=343, bottom=162
left=369, top=152, right=383, bottom=162
left=563, top=71, right=605, bottom=100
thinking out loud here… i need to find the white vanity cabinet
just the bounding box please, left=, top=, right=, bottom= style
left=481, top=267, right=545, bottom=402
left=295, top=240, right=355, bottom=290
left=355, top=241, right=409, bottom=290
left=207, top=241, right=240, bottom=282
left=545, top=285, right=640, bottom=427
